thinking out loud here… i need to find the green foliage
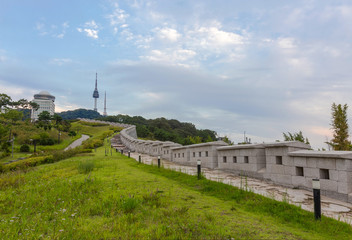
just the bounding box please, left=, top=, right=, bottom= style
left=0, top=93, right=12, bottom=110
left=36, top=111, right=52, bottom=131
left=2, top=109, right=23, bottom=123
left=19, top=144, right=30, bottom=152
left=58, top=108, right=102, bottom=120
left=77, top=160, right=95, bottom=174
left=3, top=156, right=53, bottom=171
left=283, top=131, right=310, bottom=145
left=330, top=103, right=351, bottom=150
left=100, top=114, right=217, bottom=145
left=222, top=136, right=234, bottom=145
left=68, top=130, right=77, bottom=137
left=38, top=132, right=55, bottom=145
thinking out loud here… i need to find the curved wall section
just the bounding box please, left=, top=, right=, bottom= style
left=79, top=118, right=352, bottom=204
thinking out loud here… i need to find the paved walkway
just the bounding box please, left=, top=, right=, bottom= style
left=64, top=134, right=89, bottom=151
left=129, top=152, right=352, bottom=225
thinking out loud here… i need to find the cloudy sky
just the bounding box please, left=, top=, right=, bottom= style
left=1, top=0, right=352, bottom=149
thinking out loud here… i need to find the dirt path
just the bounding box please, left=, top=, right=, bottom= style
left=64, top=134, right=89, bottom=151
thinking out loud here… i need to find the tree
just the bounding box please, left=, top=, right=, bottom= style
left=0, top=93, right=12, bottom=110
left=330, top=103, right=350, bottom=150
left=37, top=111, right=52, bottom=130
left=2, top=109, right=23, bottom=123
left=222, top=136, right=234, bottom=145
left=283, top=131, right=310, bottom=145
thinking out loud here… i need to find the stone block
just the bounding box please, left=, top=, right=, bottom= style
left=344, top=160, right=352, bottom=171
left=272, top=174, right=292, bottom=186
left=283, top=156, right=293, bottom=166
left=306, top=158, right=317, bottom=168
left=270, top=164, right=285, bottom=174
left=266, top=156, right=276, bottom=165
left=348, top=193, right=352, bottom=204
left=292, top=176, right=307, bottom=188
left=337, top=171, right=352, bottom=183
left=317, top=158, right=336, bottom=169
left=337, top=182, right=352, bottom=194
left=293, top=157, right=307, bottom=167
left=336, top=159, right=346, bottom=171
left=329, top=170, right=339, bottom=181
left=284, top=166, right=296, bottom=176
left=320, top=179, right=338, bottom=192
left=303, top=167, right=319, bottom=178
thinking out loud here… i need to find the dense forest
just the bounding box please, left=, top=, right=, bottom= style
left=100, top=115, right=217, bottom=145
left=58, top=109, right=101, bottom=120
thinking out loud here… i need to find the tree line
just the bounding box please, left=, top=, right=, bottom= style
left=100, top=115, right=217, bottom=145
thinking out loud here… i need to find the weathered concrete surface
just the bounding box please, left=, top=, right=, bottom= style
left=64, top=134, right=89, bottom=151
left=129, top=152, right=352, bottom=225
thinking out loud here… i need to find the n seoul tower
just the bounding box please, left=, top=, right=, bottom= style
left=92, top=73, right=99, bottom=112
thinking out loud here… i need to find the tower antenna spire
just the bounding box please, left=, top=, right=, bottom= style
left=103, top=91, right=107, bottom=116
left=92, top=72, right=99, bottom=112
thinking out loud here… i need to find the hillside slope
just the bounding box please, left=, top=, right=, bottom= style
left=1, top=143, right=351, bottom=239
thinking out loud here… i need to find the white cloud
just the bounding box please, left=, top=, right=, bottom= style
left=141, top=48, right=196, bottom=66
left=85, top=29, right=99, bottom=39
left=195, top=26, right=244, bottom=47
left=84, top=20, right=98, bottom=29
left=50, top=58, right=72, bottom=66
left=35, top=22, right=48, bottom=36
left=107, top=3, right=129, bottom=27
left=156, top=27, right=181, bottom=42
left=36, top=20, right=69, bottom=38
left=77, top=20, right=99, bottom=39
left=277, top=38, right=296, bottom=49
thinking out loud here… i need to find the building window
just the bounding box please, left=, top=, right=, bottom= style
left=205, top=151, right=208, bottom=157
left=178, top=153, right=180, bottom=158
left=182, top=153, right=184, bottom=157
left=244, top=156, right=249, bottom=163
left=174, top=154, right=176, bottom=158
left=320, top=169, right=330, bottom=179
left=296, top=167, right=304, bottom=176
left=164, top=150, right=166, bottom=154
left=167, top=150, right=169, bottom=154
left=199, top=152, right=201, bottom=157
left=223, top=156, right=227, bottom=163
left=193, top=152, right=195, bottom=157
left=276, top=156, right=283, bottom=165
left=233, top=156, right=237, bottom=163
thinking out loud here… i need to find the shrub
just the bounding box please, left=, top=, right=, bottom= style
left=4, top=156, right=53, bottom=172
left=68, top=130, right=77, bottom=137
left=20, top=144, right=30, bottom=152
left=78, top=160, right=95, bottom=174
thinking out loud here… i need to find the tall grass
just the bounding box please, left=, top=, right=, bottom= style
left=77, top=160, right=95, bottom=174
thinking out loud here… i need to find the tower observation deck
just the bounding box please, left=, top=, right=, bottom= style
left=93, top=73, right=99, bottom=112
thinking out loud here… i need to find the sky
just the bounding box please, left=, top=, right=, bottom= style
left=1, top=0, right=352, bottom=149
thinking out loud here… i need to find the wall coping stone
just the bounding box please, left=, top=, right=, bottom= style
left=217, top=143, right=265, bottom=151
left=264, top=141, right=311, bottom=149
left=171, top=141, right=228, bottom=150
left=289, top=150, right=352, bottom=159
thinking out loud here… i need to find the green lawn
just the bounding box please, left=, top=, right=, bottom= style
left=0, top=144, right=351, bottom=239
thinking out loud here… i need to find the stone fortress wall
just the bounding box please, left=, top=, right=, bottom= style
left=81, top=119, right=352, bottom=204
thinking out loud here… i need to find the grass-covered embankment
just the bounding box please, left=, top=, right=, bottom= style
left=0, top=142, right=351, bottom=239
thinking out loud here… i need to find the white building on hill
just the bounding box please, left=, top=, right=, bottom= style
left=31, top=91, right=55, bottom=121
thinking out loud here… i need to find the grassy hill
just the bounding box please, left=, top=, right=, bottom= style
left=1, top=137, right=351, bottom=239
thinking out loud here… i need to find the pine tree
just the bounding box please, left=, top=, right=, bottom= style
left=330, top=103, right=350, bottom=150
